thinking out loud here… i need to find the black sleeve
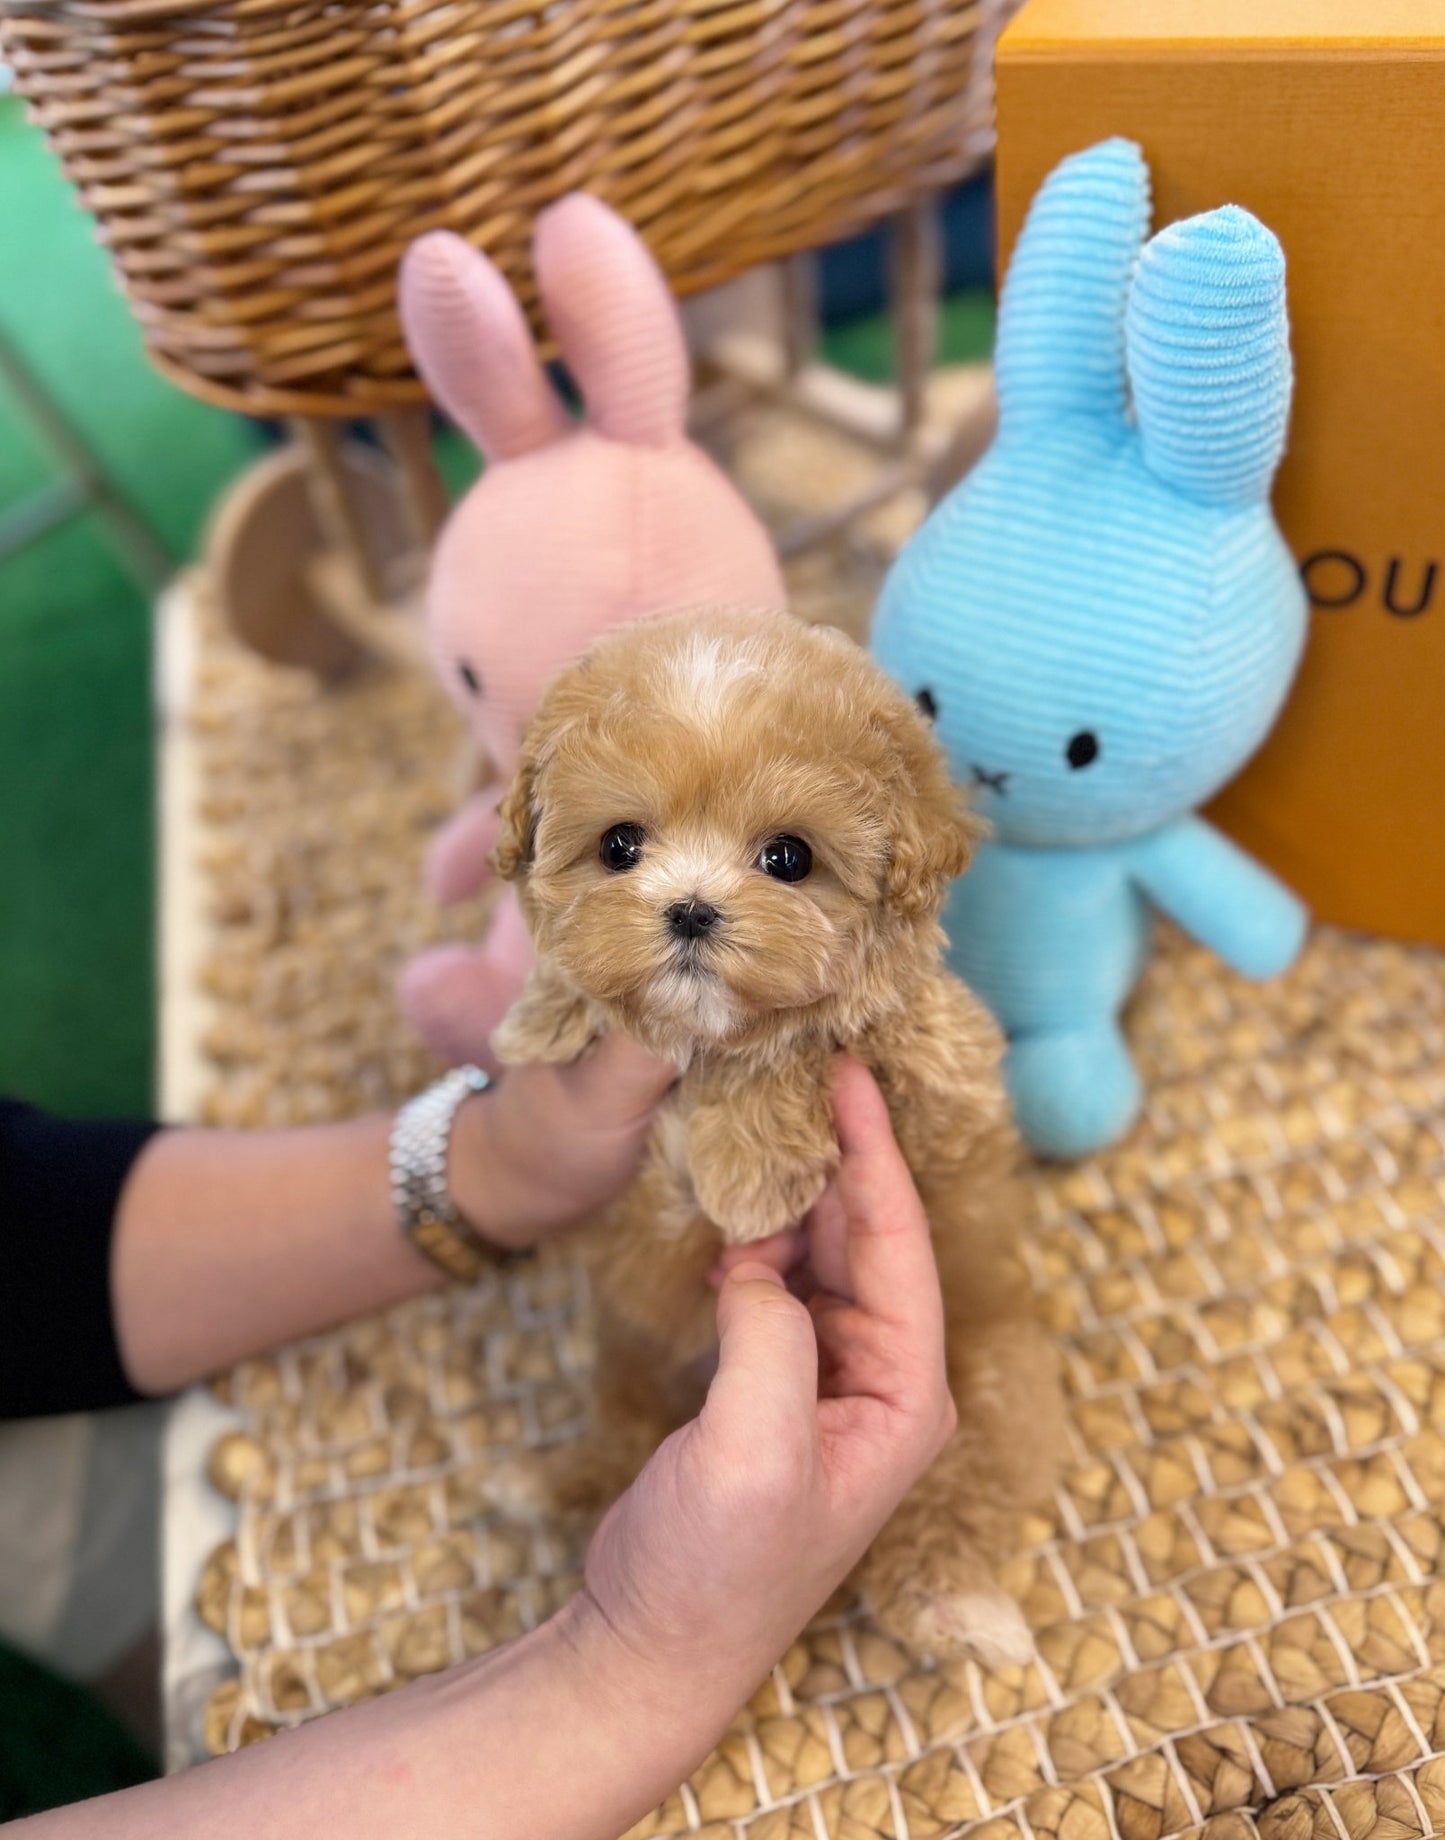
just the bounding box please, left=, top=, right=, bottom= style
left=0, top=1099, right=163, bottom=1419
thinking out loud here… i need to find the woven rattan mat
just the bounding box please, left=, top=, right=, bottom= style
left=186, top=440, right=1445, bottom=1840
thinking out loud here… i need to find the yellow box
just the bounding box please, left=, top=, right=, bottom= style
left=995, top=0, right=1445, bottom=945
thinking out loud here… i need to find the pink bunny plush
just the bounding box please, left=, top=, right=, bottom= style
left=397, top=195, right=787, bottom=1066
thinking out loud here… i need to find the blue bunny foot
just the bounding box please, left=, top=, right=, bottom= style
left=1006, top=1026, right=1141, bottom=1161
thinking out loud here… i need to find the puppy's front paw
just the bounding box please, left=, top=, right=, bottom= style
left=689, top=1131, right=833, bottom=1244
left=876, top=1584, right=1034, bottom=1670
left=862, top=1534, right=1035, bottom=1668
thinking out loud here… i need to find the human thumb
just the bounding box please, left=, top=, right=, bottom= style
left=707, top=1265, right=818, bottom=1436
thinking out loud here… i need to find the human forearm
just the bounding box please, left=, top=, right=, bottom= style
left=16, top=1595, right=750, bottom=1840
left=111, top=1037, right=675, bottom=1397
left=111, top=1109, right=445, bottom=1395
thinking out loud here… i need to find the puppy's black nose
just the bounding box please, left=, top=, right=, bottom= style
left=666, top=898, right=720, bottom=941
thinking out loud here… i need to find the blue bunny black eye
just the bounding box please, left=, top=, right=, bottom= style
left=915, top=688, right=938, bottom=721
left=1066, top=731, right=1100, bottom=770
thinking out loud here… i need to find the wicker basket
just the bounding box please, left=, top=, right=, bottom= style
left=0, top=0, right=1012, bottom=418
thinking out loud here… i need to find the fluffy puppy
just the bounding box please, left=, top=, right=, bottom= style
left=491, top=606, right=1065, bottom=1664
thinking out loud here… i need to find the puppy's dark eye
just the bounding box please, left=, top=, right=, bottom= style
left=758, top=834, right=812, bottom=883
left=1066, top=730, right=1100, bottom=770
left=915, top=688, right=938, bottom=721
left=458, top=661, right=482, bottom=697
left=600, top=823, right=646, bottom=872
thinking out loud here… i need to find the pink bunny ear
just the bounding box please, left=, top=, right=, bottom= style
left=534, top=194, right=690, bottom=447
left=399, top=231, right=568, bottom=461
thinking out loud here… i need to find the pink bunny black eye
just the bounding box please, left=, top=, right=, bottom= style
left=458, top=662, right=482, bottom=697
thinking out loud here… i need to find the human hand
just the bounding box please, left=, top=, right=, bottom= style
left=89, top=1057, right=945, bottom=1840
left=450, top=1035, right=676, bottom=1252
left=422, top=793, right=503, bottom=906
left=573, top=1056, right=956, bottom=1715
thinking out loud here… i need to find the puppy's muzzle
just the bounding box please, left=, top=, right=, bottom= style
left=665, top=897, right=721, bottom=942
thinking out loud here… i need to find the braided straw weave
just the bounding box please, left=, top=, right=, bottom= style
left=183, top=434, right=1445, bottom=1839
left=0, top=0, right=1015, bottom=417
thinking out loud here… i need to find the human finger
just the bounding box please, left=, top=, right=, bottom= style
left=803, top=1174, right=849, bottom=1299
left=827, top=1058, right=943, bottom=1337
left=708, top=1230, right=807, bottom=1289
left=704, top=1265, right=819, bottom=1442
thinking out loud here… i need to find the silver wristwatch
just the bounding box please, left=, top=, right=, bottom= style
left=390, top=1064, right=495, bottom=1282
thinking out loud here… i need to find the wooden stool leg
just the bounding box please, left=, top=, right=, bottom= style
left=377, top=407, right=450, bottom=549
left=291, top=417, right=386, bottom=610
left=781, top=252, right=819, bottom=379
left=923, top=372, right=1000, bottom=508
left=0, top=331, right=172, bottom=591
left=891, top=199, right=941, bottom=445
left=290, top=418, right=426, bottom=673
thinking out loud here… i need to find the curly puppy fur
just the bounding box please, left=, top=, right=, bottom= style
left=491, top=607, right=1065, bottom=1663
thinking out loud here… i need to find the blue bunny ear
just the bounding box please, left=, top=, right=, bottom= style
left=1125, top=205, right=1292, bottom=507
left=994, top=138, right=1151, bottom=431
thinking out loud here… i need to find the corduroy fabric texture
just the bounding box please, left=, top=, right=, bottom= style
left=870, top=139, right=1310, bottom=1159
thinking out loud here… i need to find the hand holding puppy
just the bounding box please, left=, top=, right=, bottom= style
left=574, top=1057, right=957, bottom=1714
left=77, top=1061, right=957, bottom=1840
left=449, top=1034, right=677, bottom=1252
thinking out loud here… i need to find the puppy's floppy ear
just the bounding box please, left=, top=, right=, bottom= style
left=886, top=785, right=981, bottom=919
left=492, top=753, right=540, bottom=881
left=492, top=670, right=588, bottom=881
left=883, top=701, right=984, bottom=920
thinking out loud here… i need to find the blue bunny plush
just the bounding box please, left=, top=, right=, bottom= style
left=871, top=138, right=1309, bottom=1160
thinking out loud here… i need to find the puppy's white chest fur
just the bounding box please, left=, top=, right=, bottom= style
left=645, top=967, right=742, bottom=1046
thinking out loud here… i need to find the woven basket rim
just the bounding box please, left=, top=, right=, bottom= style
left=0, top=0, right=314, bottom=20
left=1, top=0, right=1005, bottom=416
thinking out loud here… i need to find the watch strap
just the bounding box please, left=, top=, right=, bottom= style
left=390, top=1065, right=495, bottom=1283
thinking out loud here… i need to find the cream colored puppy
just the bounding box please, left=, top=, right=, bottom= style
left=492, top=607, right=1064, bottom=1664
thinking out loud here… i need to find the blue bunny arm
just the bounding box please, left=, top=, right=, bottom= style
left=1130, top=817, right=1308, bottom=979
